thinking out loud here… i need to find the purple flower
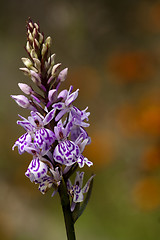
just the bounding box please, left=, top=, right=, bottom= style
left=25, top=147, right=62, bottom=194
left=70, top=125, right=91, bottom=143
left=25, top=157, right=48, bottom=182
left=68, top=106, right=91, bottom=143
left=11, top=19, right=94, bottom=201
left=47, top=89, right=68, bottom=108
left=67, top=172, right=94, bottom=211
left=53, top=119, right=80, bottom=166
left=52, top=86, right=79, bottom=122
left=25, top=157, right=54, bottom=194
left=12, top=109, right=56, bottom=155
left=70, top=106, right=90, bottom=127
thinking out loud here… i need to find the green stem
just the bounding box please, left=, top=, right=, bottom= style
left=58, top=178, right=76, bottom=240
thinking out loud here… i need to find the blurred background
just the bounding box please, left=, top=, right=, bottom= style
left=1, top=0, right=160, bottom=239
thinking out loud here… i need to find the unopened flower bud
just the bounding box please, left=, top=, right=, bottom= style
left=45, top=36, right=52, bottom=48
left=18, top=83, right=33, bottom=95
left=28, top=22, right=34, bottom=30
left=11, top=95, right=31, bottom=109
left=32, top=28, right=37, bottom=38
left=34, top=22, right=39, bottom=30
left=28, top=32, right=33, bottom=42
left=41, top=43, right=47, bottom=58
left=30, top=66, right=38, bottom=73
left=26, top=41, right=31, bottom=53
left=30, top=70, right=41, bottom=85
left=45, top=60, right=49, bottom=70
left=51, top=63, right=61, bottom=76
left=19, top=67, right=30, bottom=76
left=30, top=49, right=38, bottom=59
left=38, top=33, right=44, bottom=44
left=58, top=68, right=68, bottom=82
left=33, top=58, right=41, bottom=72
left=48, top=89, right=57, bottom=103
left=21, top=58, right=33, bottom=68
left=34, top=38, right=40, bottom=49
left=58, top=89, right=68, bottom=100
left=48, top=53, right=56, bottom=65
left=47, top=54, right=56, bottom=75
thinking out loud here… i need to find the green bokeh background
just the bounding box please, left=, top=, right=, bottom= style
left=1, top=0, right=160, bottom=239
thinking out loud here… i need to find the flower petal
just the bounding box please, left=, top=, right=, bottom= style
left=82, top=175, right=95, bottom=193
left=66, top=89, right=79, bottom=106
left=34, top=128, right=55, bottom=155
left=12, top=133, right=32, bottom=154
left=43, top=109, right=56, bottom=125
left=55, top=108, right=68, bottom=122
left=73, top=186, right=83, bottom=202
left=17, top=120, right=34, bottom=132
left=38, top=176, right=53, bottom=194
left=52, top=102, right=65, bottom=110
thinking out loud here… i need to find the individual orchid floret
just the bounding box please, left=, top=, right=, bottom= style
left=67, top=171, right=94, bottom=211
left=70, top=124, right=91, bottom=143
left=27, top=110, right=56, bottom=151
left=70, top=106, right=90, bottom=127
left=48, top=89, right=57, bottom=103
left=18, top=82, right=46, bottom=105
left=50, top=167, right=62, bottom=187
left=47, top=89, right=68, bottom=108
left=25, top=157, right=48, bottom=182
left=11, top=95, right=36, bottom=111
left=12, top=109, right=56, bottom=155
left=53, top=119, right=80, bottom=166
left=75, top=135, right=93, bottom=168
left=25, top=146, right=62, bottom=194
left=52, top=85, right=79, bottom=122
left=68, top=106, right=91, bottom=142
left=25, top=156, right=53, bottom=194
left=12, top=114, right=35, bottom=154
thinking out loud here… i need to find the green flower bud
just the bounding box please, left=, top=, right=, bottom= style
left=33, top=58, right=41, bottom=72
left=21, top=58, right=33, bottom=68
left=34, top=39, right=40, bottom=49
left=45, top=36, right=52, bottom=48
left=38, top=33, right=44, bottom=44
left=19, top=67, right=30, bottom=76
left=28, top=32, right=33, bottom=42
left=51, top=63, right=61, bottom=76
left=30, top=49, right=38, bottom=59
left=26, top=41, right=32, bottom=53
left=41, top=43, right=47, bottom=58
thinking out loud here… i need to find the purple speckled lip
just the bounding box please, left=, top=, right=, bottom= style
left=25, top=157, right=48, bottom=183
left=54, top=140, right=80, bottom=166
